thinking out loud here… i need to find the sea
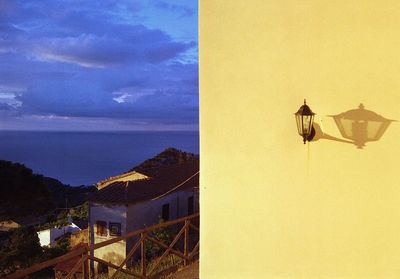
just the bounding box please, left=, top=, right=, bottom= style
left=0, top=131, right=199, bottom=186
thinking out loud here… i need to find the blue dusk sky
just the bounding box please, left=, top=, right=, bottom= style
left=0, top=0, right=198, bottom=131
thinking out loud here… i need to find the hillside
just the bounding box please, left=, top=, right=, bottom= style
left=130, top=147, right=199, bottom=172
left=43, top=177, right=95, bottom=208
left=0, top=160, right=95, bottom=220
left=0, top=161, right=54, bottom=219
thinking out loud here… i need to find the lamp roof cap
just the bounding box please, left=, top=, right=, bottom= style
left=295, top=99, right=315, bottom=116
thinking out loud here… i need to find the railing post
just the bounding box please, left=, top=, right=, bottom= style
left=184, top=219, right=190, bottom=266
left=141, top=232, right=146, bottom=277
left=83, top=249, right=89, bottom=279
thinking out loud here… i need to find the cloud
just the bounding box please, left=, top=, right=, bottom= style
left=28, top=24, right=195, bottom=68
left=0, top=102, right=15, bottom=111
left=0, top=0, right=198, bottom=130
left=0, top=0, right=196, bottom=68
left=15, top=61, right=198, bottom=124
left=112, top=89, right=154, bottom=104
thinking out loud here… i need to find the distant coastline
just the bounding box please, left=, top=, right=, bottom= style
left=0, top=131, right=199, bottom=186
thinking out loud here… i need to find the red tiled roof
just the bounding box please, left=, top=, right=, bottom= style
left=89, top=161, right=199, bottom=204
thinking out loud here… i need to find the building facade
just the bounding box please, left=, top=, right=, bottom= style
left=88, top=160, right=199, bottom=275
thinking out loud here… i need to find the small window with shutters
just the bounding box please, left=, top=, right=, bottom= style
left=162, top=204, right=170, bottom=221
left=96, top=220, right=107, bottom=236
left=188, top=196, right=194, bottom=215
left=109, top=222, right=121, bottom=236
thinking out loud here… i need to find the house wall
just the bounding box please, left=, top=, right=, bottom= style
left=37, top=225, right=81, bottom=247
left=125, top=190, right=198, bottom=265
left=89, top=203, right=127, bottom=274
left=49, top=227, right=68, bottom=245
left=126, top=190, right=199, bottom=234
left=200, top=1, right=400, bottom=278
left=37, top=229, right=51, bottom=246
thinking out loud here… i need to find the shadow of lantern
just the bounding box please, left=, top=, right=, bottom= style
left=329, top=104, right=395, bottom=149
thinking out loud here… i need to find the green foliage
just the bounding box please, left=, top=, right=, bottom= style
left=145, top=218, right=174, bottom=260
left=70, top=202, right=89, bottom=220
left=36, top=202, right=89, bottom=231
left=35, top=216, right=68, bottom=231
left=0, top=226, right=71, bottom=277
left=0, top=227, right=42, bottom=274
left=42, top=237, right=70, bottom=260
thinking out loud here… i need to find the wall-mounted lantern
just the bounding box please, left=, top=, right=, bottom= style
left=329, top=103, right=394, bottom=149
left=294, top=99, right=315, bottom=144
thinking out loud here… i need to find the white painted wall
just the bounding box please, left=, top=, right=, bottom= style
left=126, top=189, right=199, bottom=233
left=37, top=224, right=81, bottom=247
left=37, top=229, right=51, bottom=246
left=89, top=203, right=127, bottom=275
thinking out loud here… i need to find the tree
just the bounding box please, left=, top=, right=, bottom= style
left=0, top=227, right=42, bottom=274
left=0, top=227, right=71, bottom=277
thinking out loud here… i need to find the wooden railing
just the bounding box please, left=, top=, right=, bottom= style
left=5, top=213, right=199, bottom=279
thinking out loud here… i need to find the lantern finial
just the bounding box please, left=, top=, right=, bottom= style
left=304, top=99, right=306, bottom=105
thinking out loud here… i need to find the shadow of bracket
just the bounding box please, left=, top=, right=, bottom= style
left=311, top=122, right=354, bottom=145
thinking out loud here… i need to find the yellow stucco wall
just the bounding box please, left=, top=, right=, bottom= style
left=200, top=1, right=400, bottom=278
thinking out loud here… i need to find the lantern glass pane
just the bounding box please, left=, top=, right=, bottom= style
left=295, top=114, right=303, bottom=135
left=302, top=115, right=313, bottom=136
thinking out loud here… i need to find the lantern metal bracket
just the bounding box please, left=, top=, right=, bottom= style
left=304, top=126, right=315, bottom=144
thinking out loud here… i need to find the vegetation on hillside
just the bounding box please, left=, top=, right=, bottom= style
left=131, top=147, right=198, bottom=172
left=145, top=218, right=174, bottom=260
left=0, top=161, right=54, bottom=219
left=0, top=226, right=70, bottom=277
left=43, top=177, right=96, bottom=209
left=36, top=202, right=89, bottom=231
left=0, top=160, right=94, bottom=221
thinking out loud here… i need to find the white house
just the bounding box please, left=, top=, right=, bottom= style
left=37, top=217, right=84, bottom=247
left=88, top=159, right=199, bottom=275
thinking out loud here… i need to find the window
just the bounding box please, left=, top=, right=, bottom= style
left=109, top=222, right=121, bottom=236
left=96, top=221, right=107, bottom=236
left=162, top=204, right=170, bottom=221
left=188, top=196, right=194, bottom=215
